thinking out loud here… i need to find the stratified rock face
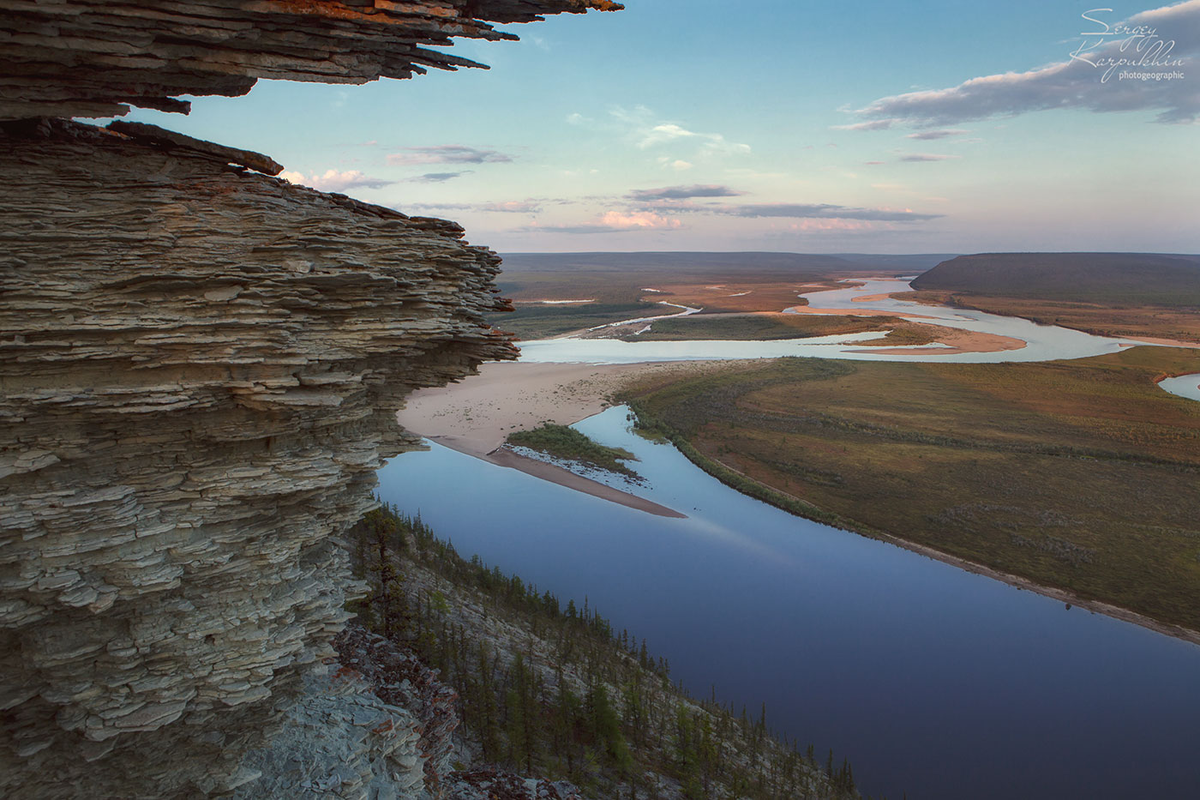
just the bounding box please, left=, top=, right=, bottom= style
left=0, top=0, right=622, bottom=120
left=0, top=117, right=517, bottom=796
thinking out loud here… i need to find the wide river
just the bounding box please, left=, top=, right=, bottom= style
left=379, top=281, right=1200, bottom=799
left=518, top=278, right=1148, bottom=364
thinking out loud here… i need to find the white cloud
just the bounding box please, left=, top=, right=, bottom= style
left=532, top=210, right=682, bottom=234
left=831, top=120, right=898, bottom=131
left=610, top=105, right=752, bottom=155
left=852, top=1, right=1199, bottom=126
left=279, top=169, right=393, bottom=191
left=905, top=129, right=971, bottom=140
left=386, top=145, right=513, bottom=166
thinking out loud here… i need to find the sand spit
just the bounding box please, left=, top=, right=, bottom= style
left=396, top=361, right=736, bottom=516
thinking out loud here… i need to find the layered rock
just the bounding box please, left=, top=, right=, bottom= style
left=333, top=624, right=460, bottom=794
left=1, top=1, right=620, bottom=794
left=0, top=0, right=621, bottom=120
left=0, top=117, right=519, bottom=796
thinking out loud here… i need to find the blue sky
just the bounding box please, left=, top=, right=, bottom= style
left=123, top=1, right=1199, bottom=253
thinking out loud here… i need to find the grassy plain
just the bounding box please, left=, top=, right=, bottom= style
left=495, top=301, right=662, bottom=340
left=485, top=259, right=871, bottom=339
left=620, top=347, right=1200, bottom=633
left=623, top=312, right=938, bottom=346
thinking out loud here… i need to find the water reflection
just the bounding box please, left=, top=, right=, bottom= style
left=377, top=406, right=1200, bottom=800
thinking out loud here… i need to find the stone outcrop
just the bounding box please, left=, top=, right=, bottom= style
left=231, top=626, right=447, bottom=800
left=334, top=624, right=460, bottom=794
left=0, top=115, right=520, bottom=796
left=0, top=0, right=621, bottom=121
left=0, top=1, right=620, bottom=792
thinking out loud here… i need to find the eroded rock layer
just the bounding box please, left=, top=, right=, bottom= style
left=0, top=117, right=517, bottom=797
left=0, top=0, right=622, bottom=120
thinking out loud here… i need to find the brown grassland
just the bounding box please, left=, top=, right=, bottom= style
left=620, top=346, right=1200, bottom=634
left=618, top=312, right=940, bottom=346
left=487, top=268, right=862, bottom=339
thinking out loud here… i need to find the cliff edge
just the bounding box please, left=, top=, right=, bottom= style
left=0, top=2, right=617, bottom=796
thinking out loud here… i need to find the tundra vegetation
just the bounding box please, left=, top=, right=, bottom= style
left=619, top=314, right=938, bottom=346
left=620, top=347, right=1200, bottom=634
left=507, top=422, right=641, bottom=478
left=486, top=257, right=885, bottom=340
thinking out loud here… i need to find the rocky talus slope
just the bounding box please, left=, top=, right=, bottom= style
left=0, top=1, right=618, bottom=796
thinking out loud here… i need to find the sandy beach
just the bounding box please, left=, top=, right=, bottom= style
left=396, top=360, right=735, bottom=518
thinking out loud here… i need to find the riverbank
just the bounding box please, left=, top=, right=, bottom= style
left=621, top=350, right=1200, bottom=639
left=397, top=360, right=738, bottom=516
left=395, top=350, right=1200, bottom=645
left=624, top=408, right=1200, bottom=648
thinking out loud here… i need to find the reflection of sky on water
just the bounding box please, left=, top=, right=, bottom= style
left=377, top=405, right=1200, bottom=800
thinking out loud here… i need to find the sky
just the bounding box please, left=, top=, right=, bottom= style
left=120, top=0, right=1200, bottom=254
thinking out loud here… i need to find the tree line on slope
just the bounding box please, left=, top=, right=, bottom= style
left=345, top=505, right=866, bottom=800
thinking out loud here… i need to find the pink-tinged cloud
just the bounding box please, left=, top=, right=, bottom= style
left=386, top=145, right=513, bottom=165
left=279, top=169, right=393, bottom=191
left=786, top=219, right=889, bottom=232
left=854, top=1, right=1199, bottom=126
left=532, top=210, right=683, bottom=234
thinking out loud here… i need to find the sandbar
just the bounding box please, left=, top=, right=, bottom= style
left=1122, top=335, right=1200, bottom=349
left=850, top=324, right=1026, bottom=355
left=397, top=360, right=735, bottom=517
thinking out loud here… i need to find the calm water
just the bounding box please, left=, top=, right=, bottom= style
left=1159, top=373, right=1200, bottom=402
left=517, top=279, right=1142, bottom=365
left=378, top=407, right=1200, bottom=800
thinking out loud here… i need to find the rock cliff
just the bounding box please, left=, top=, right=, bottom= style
left=0, top=0, right=621, bottom=121
left=0, top=1, right=618, bottom=796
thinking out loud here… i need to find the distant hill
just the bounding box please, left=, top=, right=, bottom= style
left=500, top=251, right=956, bottom=274
left=828, top=253, right=959, bottom=271
left=911, top=253, right=1200, bottom=306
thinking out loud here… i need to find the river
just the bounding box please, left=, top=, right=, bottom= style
left=517, top=278, right=1148, bottom=364
left=381, top=281, right=1200, bottom=798
left=378, top=405, right=1200, bottom=800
